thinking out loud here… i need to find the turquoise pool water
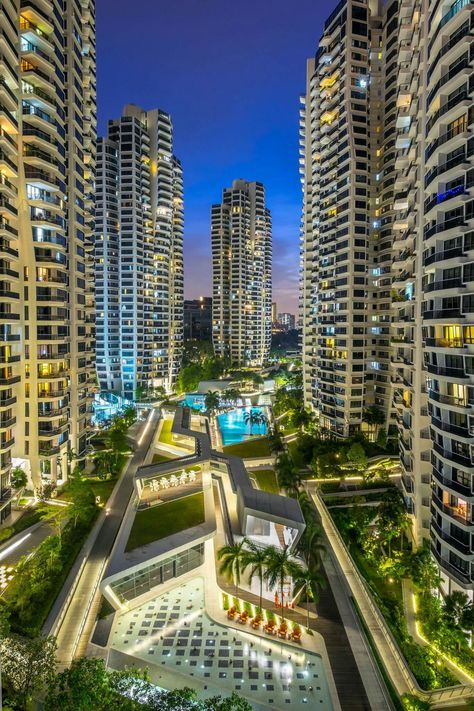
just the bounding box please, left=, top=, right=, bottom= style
left=218, top=406, right=268, bottom=446
left=180, top=393, right=206, bottom=411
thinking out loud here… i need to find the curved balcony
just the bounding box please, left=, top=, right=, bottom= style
left=431, top=518, right=471, bottom=555
left=431, top=544, right=472, bottom=587
left=431, top=490, right=473, bottom=528
left=433, top=440, right=472, bottom=466
left=432, top=466, right=473, bottom=498
left=37, top=388, right=67, bottom=399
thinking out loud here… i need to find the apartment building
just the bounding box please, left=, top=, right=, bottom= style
left=301, top=0, right=395, bottom=437
left=0, top=0, right=96, bottom=506
left=211, top=179, right=272, bottom=366
left=303, top=0, right=474, bottom=592
left=184, top=297, right=212, bottom=342
left=95, top=105, right=183, bottom=399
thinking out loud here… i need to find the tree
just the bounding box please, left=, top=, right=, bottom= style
left=346, top=442, right=368, bottom=473
left=204, top=391, right=221, bottom=418
left=443, top=590, right=471, bottom=627
left=94, top=449, right=117, bottom=480
left=223, top=388, right=241, bottom=407
left=293, top=566, right=326, bottom=629
left=243, top=409, right=260, bottom=434
left=410, top=546, right=441, bottom=592
left=122, top=406, right=137, bottom=427
left=268, top=429, right=284, bottom=457
left=217, top=539, right=249, bottom=593
left=1, top=634, right=56, bottom=708
left=275, top=453, right=301, bottom=496
left=264, top=545, right=303, bottom=621
left=297, top=519, right=325, bottom=570
left=362, top=405, right=385, bottom=438
left=377, top=487, right=410, bottom=556
left=10, top=466, right=27, bottom=490
left=241, top=540, right=268, bottom=612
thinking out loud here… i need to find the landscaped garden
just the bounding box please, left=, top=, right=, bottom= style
left=249, top=469, right=279, bottom=494
left=158, top=418, right=174, bottom=445
left=328, top=494, right=464, bottom=691
left=126, top=491, right=205, bottom=552
left=152, top=452, right=175, bottom=464
left=222, top=436, right=271, bottom=458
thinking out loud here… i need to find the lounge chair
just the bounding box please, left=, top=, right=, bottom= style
left=227, top=606, right=237, bottom=619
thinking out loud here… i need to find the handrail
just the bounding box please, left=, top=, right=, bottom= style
left=309, top=487, right=474, bottom=704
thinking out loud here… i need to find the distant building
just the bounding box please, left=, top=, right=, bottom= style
left=271, top=302, right=277, bottom=323
left=277, top=313, right=296, bottom=331
left=95, top=104, right=184, bottom=398
left=184, top=298, right=212, bottom=342
left=211, top=179, right=272, bottom=366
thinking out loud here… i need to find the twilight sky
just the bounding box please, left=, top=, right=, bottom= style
left=97, top=0, right=327, bottom=314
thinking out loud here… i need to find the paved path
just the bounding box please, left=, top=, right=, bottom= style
left=45, top=409, right=161, bottom=664
left=213, top=482, right=379, bottom=711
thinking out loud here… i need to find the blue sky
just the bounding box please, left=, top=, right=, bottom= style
left=97, top=0, right=327, bottom=313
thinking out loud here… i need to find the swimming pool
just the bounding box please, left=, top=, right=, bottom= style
left=217, top=406, right=268, bottom=446
left=180, top=393, right=207, bottom=411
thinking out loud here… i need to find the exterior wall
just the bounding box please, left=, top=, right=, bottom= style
left=184, top=297, right=212, bottom=341
left=423, top=0, right=474, bottom=589
left=0, top=0, right=97, bottom=495
left=301, top=0, right=394, bottom=437
left=95, top=105, right=183, bottom=398
left=211, top=179, right=272, bottom=366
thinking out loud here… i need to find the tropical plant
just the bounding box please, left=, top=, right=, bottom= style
left=204, top=391, right=221, bottom=417
left=224, top=388, right=241, bottom=407
left=241, top=540, right=268, bottom=612
left=293, top=566, right=326, bottom=629
left=264, top=545, right=303, bottom=621
left=1, top=634, right=57, bottom=709
left=268, top=429, right=285, bottom=456
left=275, top=453, right=301, bottom=496
left=410, top=546, right=441, bottom=592
left=297, top=519, right=325, bottom=570
left=243, top=409, right=260, bottom=434
left=362, top=405, right=385, bottom=438
left=377, top=487, right=410, bottom=556
left=217, top=539, right=249, bottom=593
left=10, top=466, right=27, bottom=490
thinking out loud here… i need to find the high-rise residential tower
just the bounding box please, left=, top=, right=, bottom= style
left=211, top=179, right=272, bottom=366
left=300, top=0, right=395, bottom=438
left=303, top=0, right=474, bottom=594
left=95, top=105, right=184, bottom=399
left=0, top=0, right=96, bottom=506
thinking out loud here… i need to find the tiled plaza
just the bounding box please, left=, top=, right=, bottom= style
left=110, top=578, right=333, bottom=710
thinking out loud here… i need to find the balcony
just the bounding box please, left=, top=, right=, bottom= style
left=422, top=308, right=462, bottom=320
left=431, top=544, right=472, bottom=587
left=423, top=246, right=464, bottom=266
left=433, top=440, right=471, bottom=466
left=424, top=216, right=466, bottom=240
left=431, top=466, right=472, bottom=498
left=431, top=490, right=472, bottom=527
left=431, top=519, right=471, bottom=554
left=431, top=416, right=471, bottom=438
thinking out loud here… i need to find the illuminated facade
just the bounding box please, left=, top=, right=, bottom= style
left=95, top=105, right=183, bottom=398
left=211, top=179, right=272, bottom=366
left=301, top=0, right=395, bottom=437
left=0, top=0, right=96, bottom=502
left=303, top=0, right=474, bottom=592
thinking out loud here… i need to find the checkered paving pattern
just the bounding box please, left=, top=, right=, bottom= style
left=111, top=578, right=332, bottom=710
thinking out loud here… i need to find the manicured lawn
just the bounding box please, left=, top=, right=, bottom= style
left=251, top=469, right=279, bottom=494
left=223, top=436, right=271, bottom=458
left=89, top=478, right=117, bottom=504
left=152, top=452, right=175, bottom=463
left=158, top=418, right=174, bottom=445
left=126, top=492, right=205, bottom=552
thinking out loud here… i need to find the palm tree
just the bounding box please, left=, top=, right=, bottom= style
left=217, top=539, right=248, bottom=594
left=297, top=519, right=325, bottom=571
left=275, top=454, right=301, bottom=497
left=293, top=566, right=326, bottom=630
left=204, top=391, right=221, bottom=418
left=242, top=541, right=268, bottom=613
left=362, top=405, right=385, bottom=439
left=224, top=388, right=241, bottom=407
left=268, top=429, right=284, bottom=457
left=243, top=409, right=259, bottom=434
left=264, top=545, right=304, bottom=622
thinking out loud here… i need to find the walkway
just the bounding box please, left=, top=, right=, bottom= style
left=45, top=409, right=161, bottom=665
left=306, top=483, right=474, bottom=708
left=213, top=481, right=373, bottom=711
